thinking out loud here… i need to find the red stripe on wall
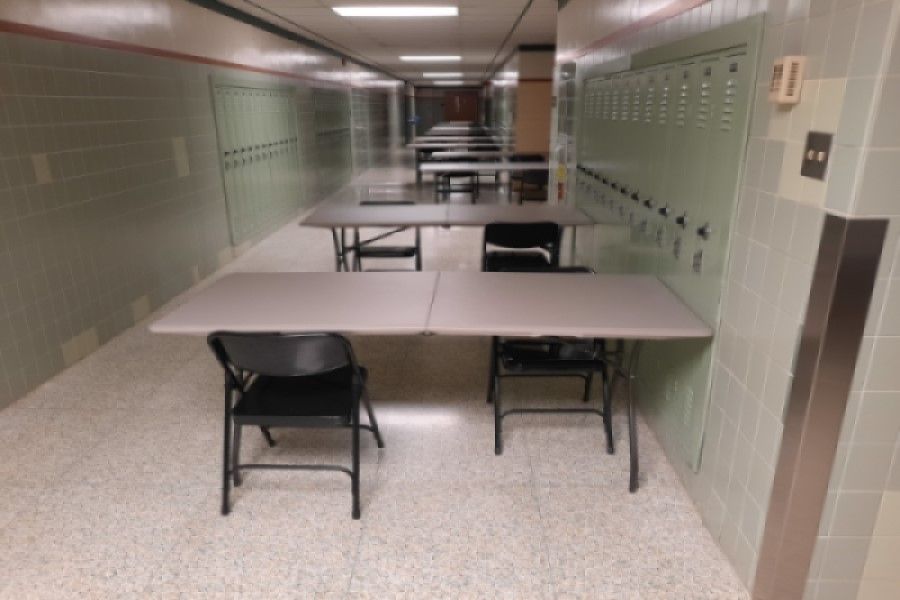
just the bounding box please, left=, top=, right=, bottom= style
left=557, top=0, right=711, bottom=63
left=0, top=19, right=352, bottom=89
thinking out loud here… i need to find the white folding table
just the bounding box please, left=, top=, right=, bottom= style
left=428, top=271, right=711, bottom=491
left=428, top=151, right=515, bottom=160
left=420, top=161, right=549, bottom=201
left=419, top=161, right=549, bottom=174
left=409, top=143, right=509, bottom=183
left=149, top=272, right=438, bottom=336
left=299, top=202, right=595, bottom=271
left=150, top=270, right=712, bottom=492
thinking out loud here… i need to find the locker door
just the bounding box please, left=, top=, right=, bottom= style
left=658, top=61, right=699, bottom=292
left=694, top=51, right=752, bottom=320
left=653, top=65, right=679, bottom=279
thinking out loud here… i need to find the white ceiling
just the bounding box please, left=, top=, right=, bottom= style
left=219, top=0, right=558, bottom=83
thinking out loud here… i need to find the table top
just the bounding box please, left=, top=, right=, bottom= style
left=419, top=161, right=549, bottom=173
left=300, top=202, right=594, bottom=228
left=150, top=272, right=711, bottom=341
left=427, top=128, right=487, bottom=134
left=427, top=151, right=515, bottom=159
left=409, top=142, right=503, bottom=149
left=301, top=204, right=450, bottom=227
left=149, top=272, right=439, bottom=336
left=415, top=136, right=494, bottom=141
left=428, top=272, right=712, bottom=339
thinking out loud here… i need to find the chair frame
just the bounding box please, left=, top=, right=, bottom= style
left=487, top=336, right=623, bottom=457
left=481, top=221, right=562, bottom=272
left=208, top=331, right=384, bottom=519
left=350, top=200, right=423, bottom=272
left=434, top=171, right=479, bottom=203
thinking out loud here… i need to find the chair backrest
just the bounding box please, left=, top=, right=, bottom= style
left=483, top=221, right=561, bottom=251
left=208, top=332, right=357, bottom=383
left=509, top=153, right=545, bottom=162
left=521, top=170, right=549, bottom=185
left=359, top=200, right=414, bottom=206
left=482, top=221, right=562, bottom=270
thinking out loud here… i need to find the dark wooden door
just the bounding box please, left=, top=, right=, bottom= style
left=443, top=91, right=479, bottom=122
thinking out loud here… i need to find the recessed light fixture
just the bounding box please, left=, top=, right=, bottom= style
left=424, top=72, right=463, bottom=78
left=433, top=80, right=465, bottom=86
left=400, top=55, right=461, bottom=62
left=334, top=6, right=458, bottom=17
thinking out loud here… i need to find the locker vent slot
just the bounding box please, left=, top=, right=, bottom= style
left=645, top=87, right=655, bottom=123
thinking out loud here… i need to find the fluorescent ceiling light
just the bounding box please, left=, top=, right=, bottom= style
left=400, top=55, right=461, bottom=62
left=433, top=80, right=465, bottom=85
left=424, top=72, right=463, bottom=78
left=334, top=6, right=457, bottom=17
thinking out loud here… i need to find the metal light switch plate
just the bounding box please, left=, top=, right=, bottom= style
left=800, top=132, right=832, bottom=180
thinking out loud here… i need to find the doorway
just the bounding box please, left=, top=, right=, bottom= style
left=443, top=90, right=479, bottom=122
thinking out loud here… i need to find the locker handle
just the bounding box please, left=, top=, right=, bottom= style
left=620, top=185, right=630, bottom=195
left=676, top=213, right=689, bottom=228
left=697, top=223, right=712, bottom=240
left=630, top=192, right=640, bottom=202
left=643, top=198, right=655, bottom=209
left=658, top=205, right=671, bottom=217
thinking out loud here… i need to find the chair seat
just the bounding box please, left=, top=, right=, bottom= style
left=484, top=252, right=551, bottom=272
left=234, top=367, right=362, bottom=423
left=356, top=246, right=418, bottom=258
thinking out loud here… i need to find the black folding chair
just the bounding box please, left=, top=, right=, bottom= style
left=435, top=171, right=479, bottom=203
left=352, top=200, right=422, bottom=271
left=208, top=332, right=384, bottom=519
left=483, top=265, right=621, bottom=456
left=482, top=221, right=562, bottom=272
left=518, top=169, right=550, bottom=204
left=507, top=153, right=545, bottom=200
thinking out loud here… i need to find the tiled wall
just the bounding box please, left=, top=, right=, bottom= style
left=555, top=0, right=900, bottom=594
left=0, top=19, right=401, bottom=410
left=0, top=32, right=232, bottom=406
left=807, top=7, right=900, bottom=599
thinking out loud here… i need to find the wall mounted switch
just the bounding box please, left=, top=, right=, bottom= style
left=801, top=132, right=832, bottom=180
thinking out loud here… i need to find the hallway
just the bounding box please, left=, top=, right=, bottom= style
left=0, top=166, right=747, bottom=599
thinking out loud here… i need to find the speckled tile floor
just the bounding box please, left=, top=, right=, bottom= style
left=0, top=163, right=749, bottom=599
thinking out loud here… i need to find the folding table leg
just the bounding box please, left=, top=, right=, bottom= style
left=331, top=228, right=344, bottom=272
left=625, top=341, right=643, bottom=493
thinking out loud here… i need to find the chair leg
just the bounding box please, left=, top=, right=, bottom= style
left=232, top=424, right=243, bottom=487
left=493, top=372, right=503, bottom=456
left=582, top=371, right=594, bottom=403
left=362, top=389, right=385, bottom=449
left=601, top=366, right=614, bottom=455
left=414, top=228, right=422, bottom=271
left=260, top=426, right=277, bottom=447
left=486, top=336, right=498, bottom=404
left=351, top=398, right=361, bottom=520
left=221, top=385, right=233, bottom=516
